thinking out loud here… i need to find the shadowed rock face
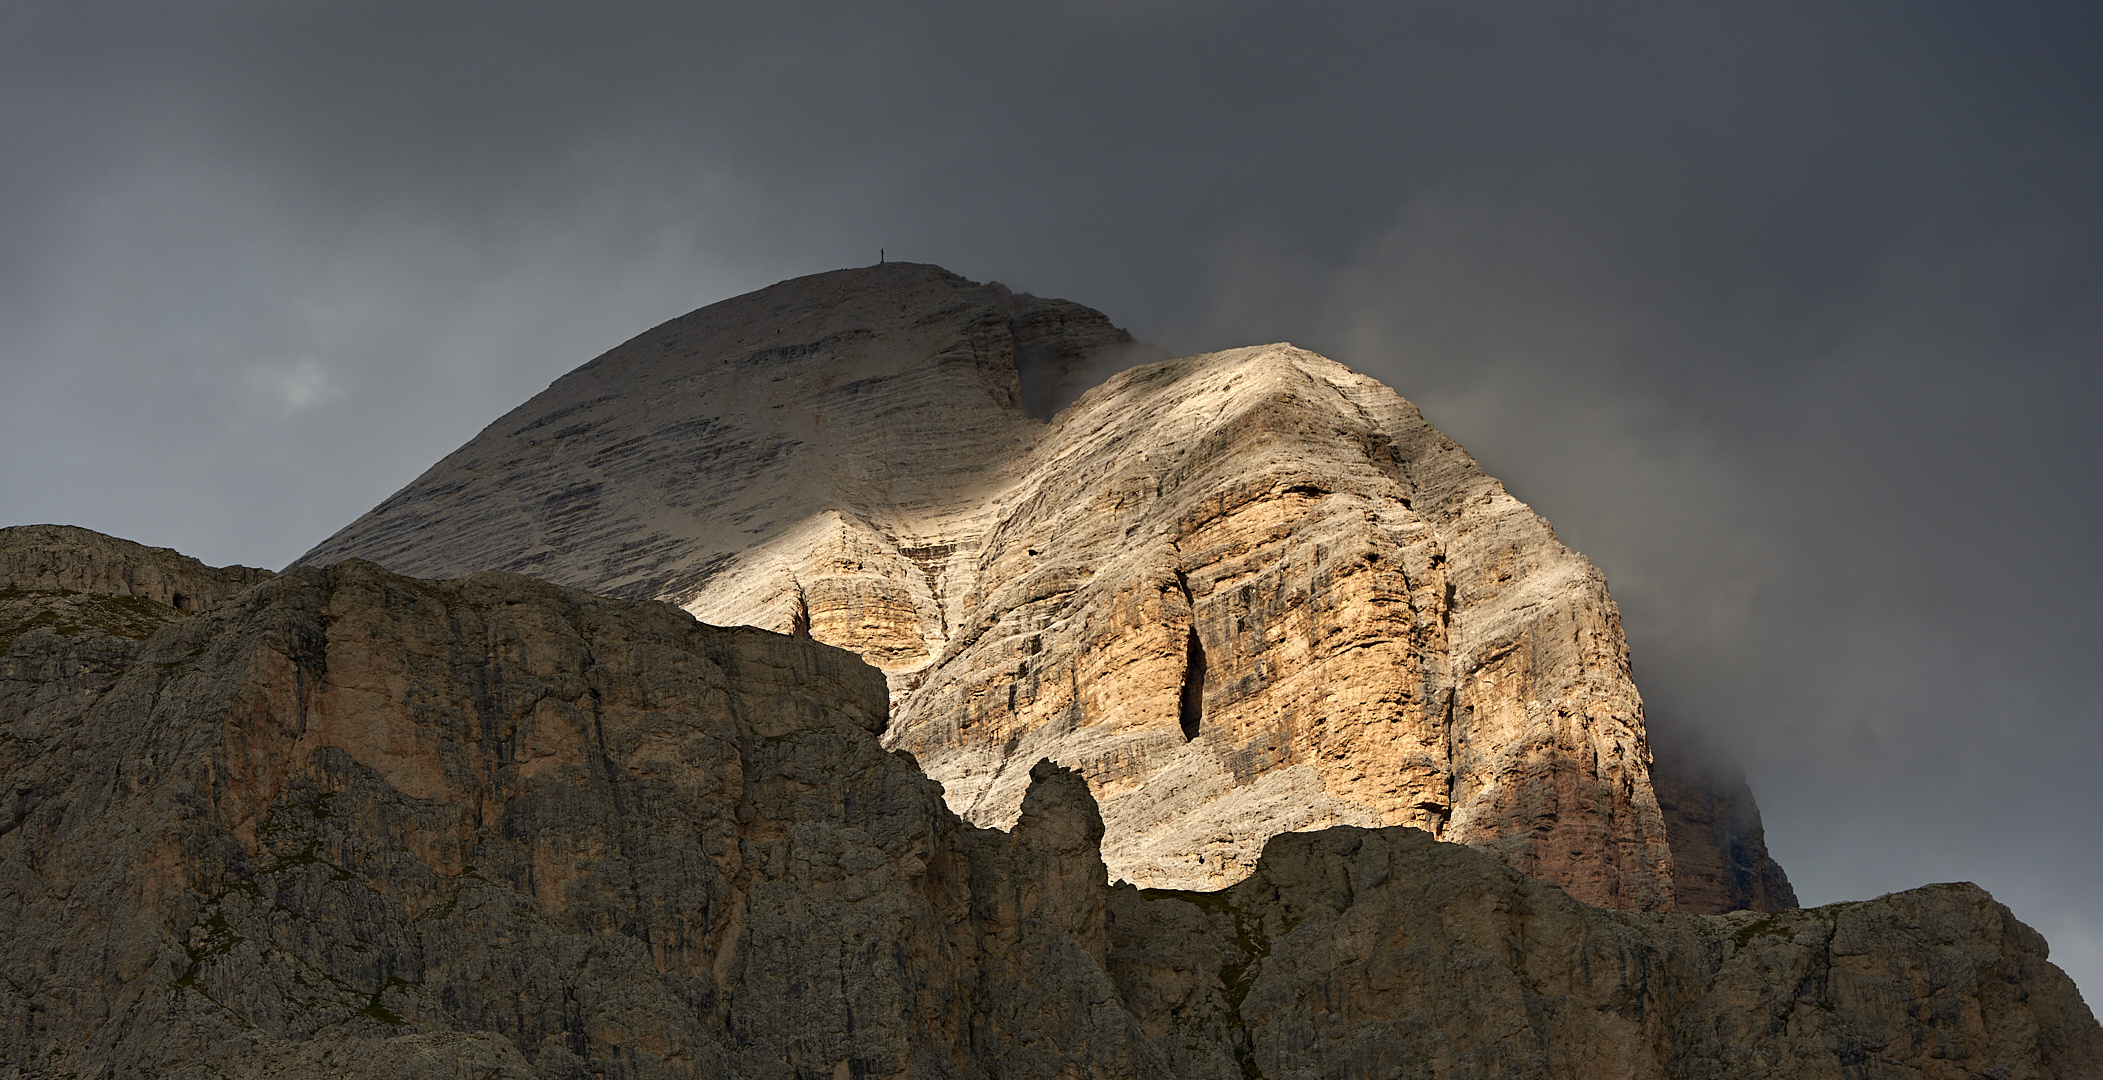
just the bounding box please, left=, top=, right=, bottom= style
left=0, top=525, right=278, bottom=747
left=1648, top=715, right=1800, bottom=914
left=1114, top=828, right=2101, bottom=1080
left=293, top=264, right=1785, bottom=910
left=0, top=555, right=1118, bottom=1078
left=2, top=540, right=2095, bottom=1078
left=2, top=523, right=273, bottom=612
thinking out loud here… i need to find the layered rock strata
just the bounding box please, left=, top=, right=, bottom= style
left=1, top=541, right=2095, bottom=1078
left=297, top=263, right=1787, bottom=909
left=2, top=523, right=272, bottom=611
left=888, top=342, right=1685, bottom=905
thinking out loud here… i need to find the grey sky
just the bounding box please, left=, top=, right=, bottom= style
left=5, top=2, right=2099, bottom=1001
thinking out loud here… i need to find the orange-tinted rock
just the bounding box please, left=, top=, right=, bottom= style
left=297, top=265, right=1770, bottom=910
left=886, top=345, right=1672, bottom=907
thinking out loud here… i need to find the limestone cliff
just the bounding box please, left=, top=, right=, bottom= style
left=2, top=535, right=2095, bottom=1078
left=1112, top=828, right=2099, bottom=1080
left=887, top=343, right=1683, bottom=907
left=0, top=525, right=276, bottom=746
left=297, top=264, right=1786, bottom=910
left=2, top=523, right=272, bottom=611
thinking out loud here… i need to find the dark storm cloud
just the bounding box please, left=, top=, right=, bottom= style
left=5, top=1, right=2099, bottom=998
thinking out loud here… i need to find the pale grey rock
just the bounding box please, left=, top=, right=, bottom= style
left=294, top=263, right=1146, bottom=608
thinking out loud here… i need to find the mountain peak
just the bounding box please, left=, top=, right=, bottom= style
left=298, top=265, right=1151, bottom=590
left=299, top=268, right=1781, bottom=910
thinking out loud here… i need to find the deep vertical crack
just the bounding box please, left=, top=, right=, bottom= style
left=1175, top=569, right=1205, bottom=742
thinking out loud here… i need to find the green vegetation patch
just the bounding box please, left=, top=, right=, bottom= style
left=359, top=979, right=417, bottom=1026
left=1143, top=886, right=1273, bottom=1078
left=0, top=588, right=187, bottom=651
left=1729, top=913, right=1807, bottom=950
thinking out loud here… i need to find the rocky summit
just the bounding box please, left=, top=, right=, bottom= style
left=1, top=531, right=2096, bottom=1078
left=300, top=263, right=1784, bottom=912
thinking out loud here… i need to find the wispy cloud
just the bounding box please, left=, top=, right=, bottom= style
left=243, top=356, right=336, bottom=412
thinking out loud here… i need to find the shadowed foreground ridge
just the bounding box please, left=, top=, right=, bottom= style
left=1, top=531, right=2096, bottom=1078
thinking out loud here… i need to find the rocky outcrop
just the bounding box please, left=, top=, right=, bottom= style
left=1, top=555, right=1107, bottom=1078
left=2, top=523, right=272, bottom=612
left=1648, top=716, right=1799, bottom=915
left=0, top=525, right=275, bottom=750
left=1111, top=826, right=2101, bottom=1080
left=295, top=264, right=1783, bottom=910
left=2, top=543, right=2095, bottom=1077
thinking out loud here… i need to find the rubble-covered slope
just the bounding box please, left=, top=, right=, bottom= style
left=1, top=534, right=2095, bottom=1078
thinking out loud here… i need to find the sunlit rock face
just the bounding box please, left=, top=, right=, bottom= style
left=298, top=263, right=1784, bottom=909
left=886, top=342, right=1676, bottom=907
